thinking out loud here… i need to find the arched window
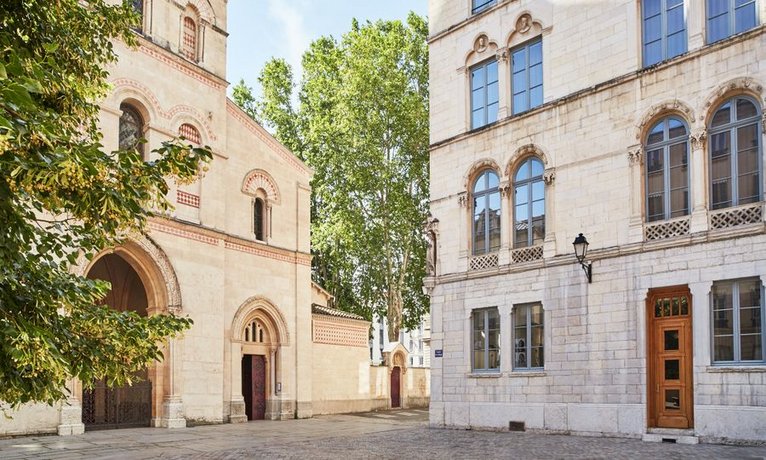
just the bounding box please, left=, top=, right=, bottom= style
left=709, top=97, right=762, bottom=209
left=254, top=198, right=266, bottom=241
left=182, top=15, right=198, bottom=61
left=119, top=103, right=144, bottom=157
left=178, top=123, right=201, bottom=145
left=513, top=157, right=544, bottom=247
left=244, top=320, right=266, bottom=343
left=472, top=170, right=501, bottom=255
left=645, top=117, right=690, bottom=221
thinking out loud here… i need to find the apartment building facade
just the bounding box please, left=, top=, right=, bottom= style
left=426, top=0, right=766, bottom=442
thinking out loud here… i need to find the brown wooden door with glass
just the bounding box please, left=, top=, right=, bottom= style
left=647, top=286, right=693, bottom=429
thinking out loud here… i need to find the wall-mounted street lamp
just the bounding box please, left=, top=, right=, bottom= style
left=572, top=233, right=592, bottom=283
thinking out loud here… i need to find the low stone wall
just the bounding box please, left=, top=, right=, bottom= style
left=0, top=402, right=60, bottom=438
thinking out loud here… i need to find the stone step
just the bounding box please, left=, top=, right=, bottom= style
left=643, top=428, right=698, bottom=444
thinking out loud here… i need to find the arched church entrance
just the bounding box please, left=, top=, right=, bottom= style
left=81, top=254, right=152, bottom=430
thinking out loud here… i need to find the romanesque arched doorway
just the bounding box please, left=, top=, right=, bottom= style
left=81, top=253, right=152, bottom=430
left=229, top=297, right=289, bottom=422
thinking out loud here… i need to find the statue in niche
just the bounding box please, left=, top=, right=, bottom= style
left=424, top=213, right=439, bottom=276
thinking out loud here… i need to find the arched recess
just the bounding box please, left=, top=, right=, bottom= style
left=229, top=296, right=290, bottom=422
left=109, top=79, right=161, bottom=125
left=464, top=158, right=502, bottom=191
left=463, top=33, right=500, bottom=69
left=635, top=99, right=695, bottom=142
left=506, top=143, right=550, bottom=177
left=506, top=12, right=546, bottom=49
left=699, top=77, right=765, bottom=124
left=184, top=0, right=216, bottom=25
left=72, top=234, right=185, bottom=429
left=242, top=169, right=281, bottom=205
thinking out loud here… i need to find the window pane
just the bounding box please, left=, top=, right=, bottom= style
left=647, top=193, right=664, bottom=221
left=471, top=66, right=485, bottom=90
left=487, top=81, right=499, bottom=105
left=472, top=87, right=485, bottom=110
left=714, top=336, right=735, bottom=361
left=667, top=5, right=685, bottom=34
left=736, top=98, right=758, bottom=120
left=708, top=14, right=730, bottom=43
left=512, top=48, right=526, bottom=73
left=530, top=346, right=544, bottom=368
left=670, top=189, right=688, bottom=217
left=513, top=70, right=527, bottom=96
left=739, top=278, right=761, bottom=307
left=711, top=103, right=731, bottom=127
left=532, top=200, right=544, bottom=218
left=513, top=93, right=528, bottom=114
left=647, top=122, right=665, bottom=145
left=645, top=14, right=662, bottom=42
left=740, top=334, right=763, bottom=361
left=644, top=0, right=661, bottom=17
left=531, top=159, right=544, bottom=177
left=735, top=2, right=757, bottom=34
left=530, top=86, right=543, bottom=109
left=474, top=350, right=486, bottom=369
left=644, top=41, right=662, bottom=67
left=515, top=184, right=529, bottom=205
left=740, top=307, right=762, bottom=335
left=515, top=162, right=530, bottom=182
left=532, top=180, right=544, bottom=200
left=487, top=171, right=499, bottom=188
left=486, top=61, right=498, bottom=84
left=529, top=41, right=542, bottom=65
left=668, top=118, right=687, bottom=139
left=708, top=0, right=729, bottom=15
left=530, top=304, right=543, bottom=327
left=667, top=32, right=686, bottom=59
left=487, top=103, right=499, bottom=124
left=472, top=110, right=484, bottom=129
left=529, top=63, right=543, bottom=88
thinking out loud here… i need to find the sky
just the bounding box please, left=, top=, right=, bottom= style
left=225, top=0, right=428, bottom=98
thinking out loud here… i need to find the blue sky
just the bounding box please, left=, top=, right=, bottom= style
left=225, top=0, right=428, bottom=98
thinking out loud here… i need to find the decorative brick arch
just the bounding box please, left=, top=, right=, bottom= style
left=634, top=99, right=695, bottom=142
left=110, top=79, right=162, bottom=125
left=242, top=169, right=281, bottom=205
left=168, top=105, right=217, bottom=143
left=231, top=296, right=290, bottom=346
left=184, top=0, right=216, bottom=25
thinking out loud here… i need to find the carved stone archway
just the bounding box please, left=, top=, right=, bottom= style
left=59, top=234, right=186, bottom=435
left=229, top=296, right=290, bottom=422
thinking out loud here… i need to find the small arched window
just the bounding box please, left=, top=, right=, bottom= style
left=254, top=198, right=266, bottom=241
left=709, top=97, right=762, bottom=209
left=472, top=170, right=501, bottom=255
left=182, top=15, right=198, bottom=61
left=645, top=117, right=690, bottom=221
left=119, top=103, right=144, bottom=157
left=244, top=320, right=266, bottom=343
left=178, top=123, right=201, bottom=145
left=513, top=157, right=545, bottom=247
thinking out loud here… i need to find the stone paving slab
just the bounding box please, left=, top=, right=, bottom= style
left=0, top=409, right=765, bottom=459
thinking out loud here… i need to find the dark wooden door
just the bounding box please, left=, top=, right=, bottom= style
left=647, top=286, right=693, bottom=429
left=242, top=355, right=267, bottom=421
left=391, top=366, right=401, bottom=408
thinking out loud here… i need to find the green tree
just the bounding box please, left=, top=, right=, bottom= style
left=0, top=0, right=210, bottom=406
left=240, top=14, right=429, bottom=341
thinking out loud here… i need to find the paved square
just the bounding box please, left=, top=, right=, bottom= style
left=1, top=409, right=765, bottom=459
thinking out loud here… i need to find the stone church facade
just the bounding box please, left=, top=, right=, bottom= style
left=1, top=0, right=427, bottom=437
left=427, top=0, right=766, bottom=443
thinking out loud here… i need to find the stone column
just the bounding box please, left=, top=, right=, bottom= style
left=689, top=282, right=712, bottom=370
left=57, top=378, right=85, bottom=436
left=689, top=130, right=709, bottom=233
left=543, top=168, right=556, bottom=258
left=229, top=341, right=247, bottom=423
left=457, top=192, right=469, bottom=271
left=495, top=47, right=509, bottom=119
left=499, top=180, right=511, bottom=265
left=160, top=337, right=186, bottom=428
left=627, top=145, right=644, bottom=243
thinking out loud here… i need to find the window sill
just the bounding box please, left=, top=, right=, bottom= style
left=467, top=372, right=502, bottom=378
left=508, top=370, right=545, bottom=378
left=706, top=365, right=766, bottom=373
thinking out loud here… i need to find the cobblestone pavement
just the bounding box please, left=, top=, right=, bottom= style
left=1, top=409, right=765, bottom=459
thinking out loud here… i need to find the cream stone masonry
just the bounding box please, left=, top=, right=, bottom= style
left=1, top=0, right=428, bottom=437
left=429, top=0, right=766, bottom=444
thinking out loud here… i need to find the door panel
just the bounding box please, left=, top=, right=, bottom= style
left=647, top=286, right=693, bottom=429
left=253, top=355, right=266, bottom=420
left=391, top=366, right=401, bottom=408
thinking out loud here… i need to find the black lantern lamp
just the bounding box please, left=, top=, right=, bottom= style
left=572, top=233, right=592, bottom=283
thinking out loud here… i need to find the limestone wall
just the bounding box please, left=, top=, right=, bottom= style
left=0, top=403, right=60, bottom=437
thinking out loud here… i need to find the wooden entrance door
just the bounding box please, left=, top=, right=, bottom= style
left=242, top=355, right=267, bottom=420
left=647, top=286, right=693, bottom=429
left=390, top=366, right=401, bottom=408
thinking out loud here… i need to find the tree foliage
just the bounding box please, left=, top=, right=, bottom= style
left=241, top=13, right=429, bottom=341
left=0, top=0, right=210, bottom=406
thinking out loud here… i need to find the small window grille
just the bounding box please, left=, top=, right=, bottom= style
left=178, top=123, right=201, bottom=145
left=182, top=16, right=197, bottom=60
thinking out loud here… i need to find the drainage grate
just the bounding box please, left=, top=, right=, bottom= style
left=508, top=421, right=525, bottom=432
left=662, top=438, right=677, bottom=444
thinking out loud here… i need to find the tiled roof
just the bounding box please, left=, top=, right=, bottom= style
left=311, top=304, right=366, bottom=321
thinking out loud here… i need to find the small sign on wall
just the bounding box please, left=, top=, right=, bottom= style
left=434, top=349, right=443, bottom=358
